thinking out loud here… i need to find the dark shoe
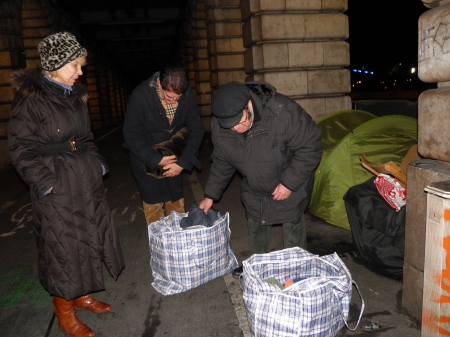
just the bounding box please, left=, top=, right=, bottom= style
left=232, top=265, right=243, bottom=279
left=74, top=295, right=112, bottom=314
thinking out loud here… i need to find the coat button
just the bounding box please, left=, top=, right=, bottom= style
left=262, top=220, right=265, bottom=224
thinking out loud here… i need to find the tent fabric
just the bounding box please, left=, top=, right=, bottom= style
left=309, top=113, right=417, bottom=230
left=343, top=177, right=405, bottom=280
left=315, top=109, right=377, bottom=171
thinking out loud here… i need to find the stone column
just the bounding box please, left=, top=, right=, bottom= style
left=179, top=9, right=196, bottom=89
left=84, top=51, right=103, bottom=130
left=97, top=60, right=113, bottom=128
left=107, top=68, right=117, bottom=127
left=241, top=0, right=350, bottom=120
left=113, top=71, right=125, bottom=124
left=402, top=0, right=450, bottom=327
left=116, top=75, right=126, bottom=124
left=0, top=0, right=24, bottom=168
left=206, top=0, right=246, bottom=89
left=21, top=0, right=54, bottom=70
left=191, top=0, right=212, bottom=132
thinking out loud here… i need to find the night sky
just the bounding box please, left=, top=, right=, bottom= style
left=347, top=0, right=429, bottom=75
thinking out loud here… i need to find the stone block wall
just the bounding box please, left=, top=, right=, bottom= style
left=0, top=0, right=24, bottom=168
left=240, top=0, right=351, bottom=121
left=180, top=0, right=352, bottom=132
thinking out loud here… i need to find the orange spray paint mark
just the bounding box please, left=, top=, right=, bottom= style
left=443, top=237, right=450, bottom=297
left=444, top=209, right=450, bottom=221
left=440, top=295, right=450, bottom=304
left=423, top=236, right=450, bottom=335
left=423, top=308, right=442, bottom=334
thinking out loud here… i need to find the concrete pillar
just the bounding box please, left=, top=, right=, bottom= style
left=402, top=0, right=450, bottom=326
left=241, top=0, right=350, bottom=120
left=0, top=0, right=24, bottom=168
left=403, top=160, right=450, bottom=326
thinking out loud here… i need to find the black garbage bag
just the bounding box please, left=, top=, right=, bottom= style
left=343, top=176, right=405, bottom=280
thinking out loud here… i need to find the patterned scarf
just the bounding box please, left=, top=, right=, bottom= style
left=156, top=84, right=178, bottom=125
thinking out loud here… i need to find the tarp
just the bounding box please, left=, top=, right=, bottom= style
left=343, top=177, right=405, bottom=280
left=309, top=112, right=418, bottom=230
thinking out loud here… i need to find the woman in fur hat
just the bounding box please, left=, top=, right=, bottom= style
left=7, top=32, right=125, bottom=337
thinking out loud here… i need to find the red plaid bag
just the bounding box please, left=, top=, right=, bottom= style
left=374, top=174, right=406, bottom=211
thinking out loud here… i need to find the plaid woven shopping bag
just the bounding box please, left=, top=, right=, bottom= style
left=242, top=247, right=364, bottom=337
left=148, top=211, right=238, bottom=295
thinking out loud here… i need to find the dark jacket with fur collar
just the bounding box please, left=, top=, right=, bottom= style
left=8, top=69, right=124, bottom=300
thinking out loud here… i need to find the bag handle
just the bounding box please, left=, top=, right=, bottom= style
left=338, top=280, right=365, bottom=331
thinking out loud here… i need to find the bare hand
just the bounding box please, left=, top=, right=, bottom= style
left=162, top=163, right=183, bottom=178
left=158, top=155, right=177, bottom=167
left=199, top=198, right=213, bottom=214
left=272, top=183, right=292, bottom=201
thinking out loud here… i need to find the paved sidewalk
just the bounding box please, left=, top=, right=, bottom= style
left=0, top=129, right=421, bottom=336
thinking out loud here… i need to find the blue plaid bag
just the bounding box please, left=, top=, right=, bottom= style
left=148, top=211, right=238, bottom=295
left=242, top=247, right=364, bottom=337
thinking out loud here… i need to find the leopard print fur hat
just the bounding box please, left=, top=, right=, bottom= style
left=38, top=32, right=87, bottom=71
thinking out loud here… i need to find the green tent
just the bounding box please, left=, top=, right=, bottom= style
left=309, top=112, right=418, bottom=230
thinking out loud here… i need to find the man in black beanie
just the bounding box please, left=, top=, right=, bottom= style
left=199, top=81, right=323, bottom=278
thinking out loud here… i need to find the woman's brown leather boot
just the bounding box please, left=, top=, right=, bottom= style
left=74, top=295, right=112, bottom=314
left=53, top=296, right=95, bottom=337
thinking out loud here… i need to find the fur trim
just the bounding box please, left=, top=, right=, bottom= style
left=146, top=127, right=189, bottom=179
left=11, top=69, right=47, bottom=100
left=11, top=69, right=88, bottom=102
left=153, top=127, right=189, bottom=157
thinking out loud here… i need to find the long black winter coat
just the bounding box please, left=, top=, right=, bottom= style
left=8, top=70, right=124, bottom=300
left=123, top=72, right=204, bottom=204
left=205, top=82, right=323, bottom=225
